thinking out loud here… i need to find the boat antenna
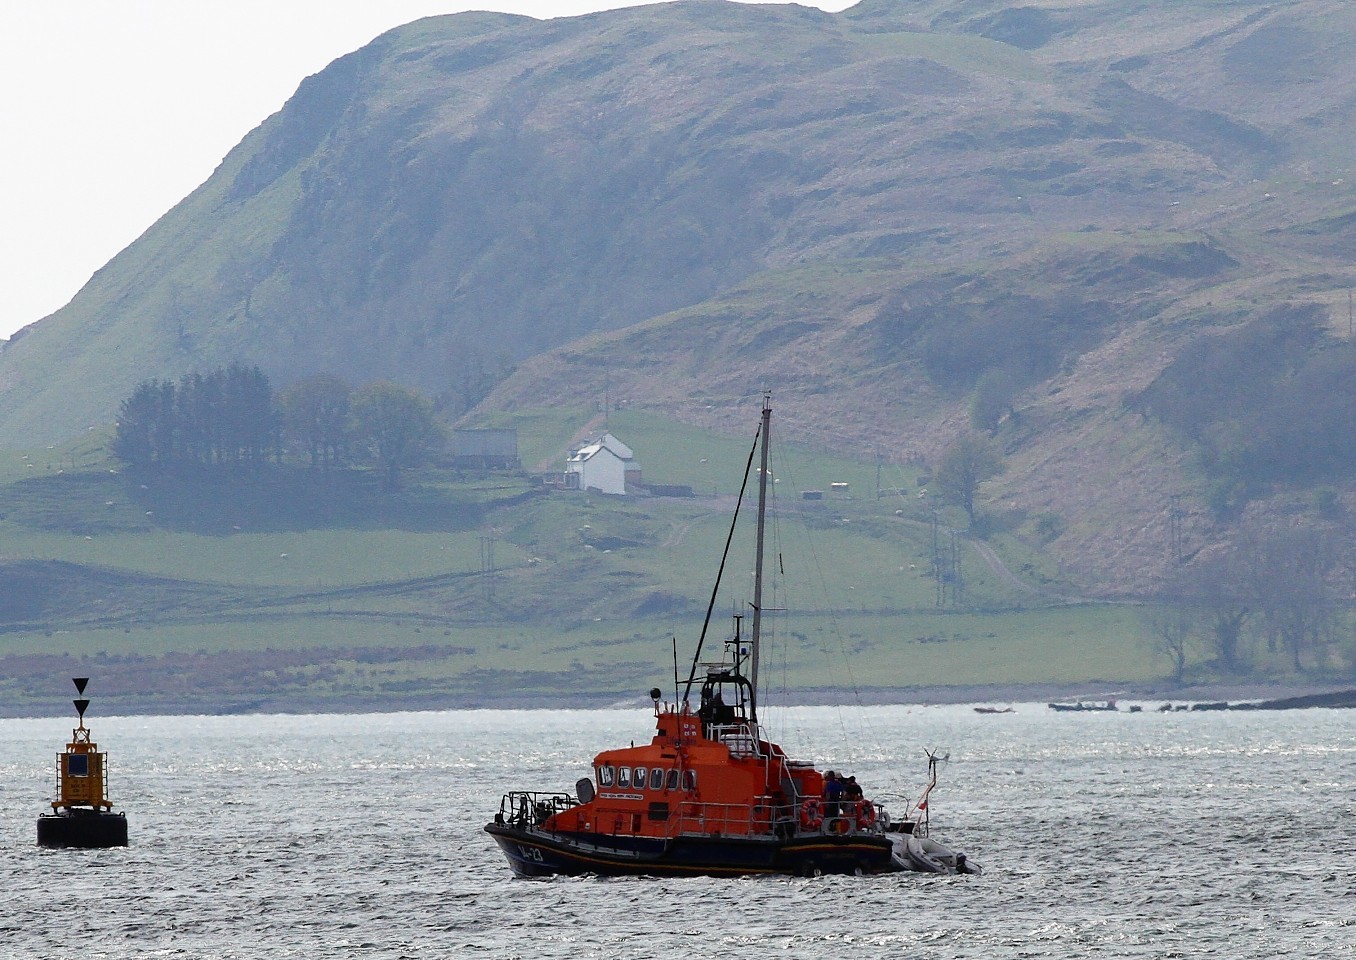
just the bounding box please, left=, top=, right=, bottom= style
left=748, top=392, right=772, bottom=723
left=681, top=404, right=763, bottom=703
left=672, top=635, right=680, bottom=706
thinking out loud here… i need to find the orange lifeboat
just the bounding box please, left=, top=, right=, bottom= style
left=486, top=659, right=896, bottom=876
left=485, top=396, right=975, bottom=877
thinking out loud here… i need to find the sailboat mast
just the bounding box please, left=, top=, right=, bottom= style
left=750, top=393, right=771, bottom=722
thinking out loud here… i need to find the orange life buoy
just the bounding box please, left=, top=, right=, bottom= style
left=799, top=799, right=823, bottom=831
left=856, top=800, right=876, bottom=828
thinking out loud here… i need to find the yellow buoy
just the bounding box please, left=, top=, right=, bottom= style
left=36, top=678, right=128, bottom=848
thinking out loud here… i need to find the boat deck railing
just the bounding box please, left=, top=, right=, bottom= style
left=495, top=791, right=578, bottom=829
left=673, top=798, right=885, bottom=840
left=709, top=723, right=765, bottom=758
left=494, top=789, right=887, bottom=841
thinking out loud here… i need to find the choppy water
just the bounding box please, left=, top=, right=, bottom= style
left=2, top=702, right=1353, bottom=958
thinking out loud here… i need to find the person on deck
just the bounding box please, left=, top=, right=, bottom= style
left=843, top=775, right=863, bottom=802
left=824, top=771, right=844, bottom=818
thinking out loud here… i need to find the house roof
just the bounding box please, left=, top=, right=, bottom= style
left=567, top=432, right=634, bottom=464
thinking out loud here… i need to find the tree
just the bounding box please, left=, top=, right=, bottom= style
left=112, top=378, right=181, bottom=469
left=350, top=381, right=440, bottom=491
left=441, top=346, right=515, bottom=418
left=221, top=361, right=274, bottom=465
left=1141, top=604, right=1194, bottom=684
left=111, top=362, right=274, bottom=472
left=175, top=370, right=211, bottom=467
left=113, top=379, right=167, bottom=468
left=280, top=374, right=351, bottom=472
left=933, top=433, right=1003, bottom=523
left=1185, top=548, right=1251, bottom=673
left=1238, top=522, right=1338, bottom=672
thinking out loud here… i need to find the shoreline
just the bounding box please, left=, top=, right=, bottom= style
left=4, top=680, right=1354, bottom=721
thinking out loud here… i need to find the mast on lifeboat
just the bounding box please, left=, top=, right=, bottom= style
left=749, top=392, right=771, bottom=724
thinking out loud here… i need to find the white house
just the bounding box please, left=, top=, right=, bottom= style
left=564, top=432, right=641, bottom=495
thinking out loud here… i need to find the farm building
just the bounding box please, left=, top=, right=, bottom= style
left=564, top=432, right=641, bottom=495
left=451, top=429, right=520, bottom=469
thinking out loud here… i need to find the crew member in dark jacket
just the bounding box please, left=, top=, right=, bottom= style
left=824, top=771, right=844, bottom=817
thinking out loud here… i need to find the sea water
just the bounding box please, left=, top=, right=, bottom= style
left=1, top=703, right=1352, bottom=958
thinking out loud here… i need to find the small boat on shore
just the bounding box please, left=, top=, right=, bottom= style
left=974, top=706, right=1014, bottom=714
left=484, top=396, right=978, bottom=878
left=36, top=678, right=128, bottom=848
left=1048, top=699, right=1118, bottom=712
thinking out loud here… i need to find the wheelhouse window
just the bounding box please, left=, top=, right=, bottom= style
left=682, top=770, right=697, bottom=791
left=648, top=768, right=664, bottom=791
left=633, top=767, right=646, bottom=789
left=598, top=764, right=615, bottom=787
left=665, top=769, right=679, bottom=791
left=618, top=767, right=631, bottom=788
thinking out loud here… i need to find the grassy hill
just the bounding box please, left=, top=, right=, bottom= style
left=0, top=412, right=1167, bottom=717
left=5, top=0, right=1356, bottom=710
left=3, top=1, right=1353, bottom=600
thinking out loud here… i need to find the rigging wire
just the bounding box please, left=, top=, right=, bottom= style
left=681, top=418, right=761, bottom=702
left=767, top=445, right=884, bottom=767
left=760, top=439, right=797, bottom=752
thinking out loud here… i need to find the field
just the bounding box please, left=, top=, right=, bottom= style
left=1, top=415, right=1176, bottom=717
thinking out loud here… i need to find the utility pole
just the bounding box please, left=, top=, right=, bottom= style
left=930, top=511, right=961, bottom=607
left=951, top=528, right=964, bottom=607
left=1169, top=494, right=1184, bottom=567
left=479, top=536, right=497, bottom=601
left=603, top=363, right=611, bottom=428
left=931, top=510, right=942, bottom=606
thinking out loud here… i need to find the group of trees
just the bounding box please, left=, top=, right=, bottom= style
left=113, top=366, right=439, bottom=490
left=1137, top=304, right=1356, bottom=507
left=1147, top=519, right=1350, bottom=681
left=1132, top=302, right=1356, bottom=679
left=113, top=362, right=276, bottom=469
left=877, top=290, right=1114, bottom=402
left=922, top=423, right=1350, bottom=682
left=933, top=432, right=1004, bottom=523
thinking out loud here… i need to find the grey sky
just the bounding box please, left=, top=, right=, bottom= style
left=0, top=0, right=851, bottom=341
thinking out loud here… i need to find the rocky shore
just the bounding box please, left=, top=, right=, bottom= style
left=5, top=681, right=1355, bottom=720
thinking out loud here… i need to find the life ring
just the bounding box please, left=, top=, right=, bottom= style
left=799, top=799, right=823, bottom=831
left=855, top=800, right=876, bottom=828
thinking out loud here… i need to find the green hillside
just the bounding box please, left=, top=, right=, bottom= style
left=1, top=409, right=1159, bottom=716
left=5, top=0, right=1356, bottom=711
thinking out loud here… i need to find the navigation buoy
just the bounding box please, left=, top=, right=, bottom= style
left=36, top=678, right=129, bottom=848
